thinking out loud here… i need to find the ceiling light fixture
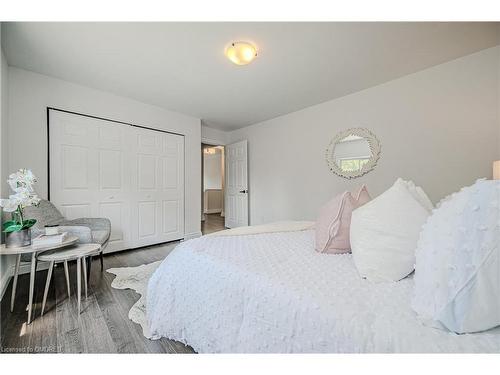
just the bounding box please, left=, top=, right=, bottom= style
left=225, top=41, right=258, bottom=66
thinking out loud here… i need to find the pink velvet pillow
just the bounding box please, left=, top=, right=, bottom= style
left=355, top=184, right=371, bottom=206
left=315, top=185, right=371, bottom=254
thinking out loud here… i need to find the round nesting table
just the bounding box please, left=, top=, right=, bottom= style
left=0, top=235, right=79, bottom=324
left=38, top=243, right=101, bottom=316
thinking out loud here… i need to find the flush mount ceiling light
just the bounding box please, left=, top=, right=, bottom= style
left=225, top=41, right=258, bottom=66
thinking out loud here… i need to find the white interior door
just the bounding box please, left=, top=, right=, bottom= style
left=225, top=140, right=248, bottom=228
left=49, top=109, right=184, bottom=252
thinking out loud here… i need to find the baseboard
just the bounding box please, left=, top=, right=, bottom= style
left=204, top=209, right=222, bottom=214
left=183, top=231, right=202, bottom=240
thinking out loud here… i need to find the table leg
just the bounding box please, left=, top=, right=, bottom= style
left=82, top=256, right=88, bottom=299
left=86, top=257, right=92, bottom=287
left=77, top=257, right=81, bottom=315
left=27, top=252, right=37, bottom=324
left=64, top=260, right=71, bottom=297
left=41, top=261, right=55, bottom=316
left=10, top=254, right=21, bottom=312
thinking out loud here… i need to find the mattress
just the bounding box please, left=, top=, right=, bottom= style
left=146, top=229, right=500, bottom=353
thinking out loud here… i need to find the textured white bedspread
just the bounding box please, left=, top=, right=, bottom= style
left=147, top=230, right=500, bottom=353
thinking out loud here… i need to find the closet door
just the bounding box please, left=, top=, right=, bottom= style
left=49, top=110, right=132, bottom=253
left=49, top=109, right=184, bottom=252
left=129, top=127, right=184, bottom=248
left=159, top=132, right=184, bottom=243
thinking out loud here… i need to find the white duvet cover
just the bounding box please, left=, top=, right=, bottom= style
left=147, top=227, right=500, bottom=353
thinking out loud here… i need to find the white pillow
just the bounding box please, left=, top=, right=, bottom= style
left=402, top=179, right=434, bottom=212
left=412, top=179, right=500, bottom=333
left=350, top=178, right=432, bottom=282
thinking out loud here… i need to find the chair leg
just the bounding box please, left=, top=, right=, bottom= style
left=63, top=261, right=71, bottom=298
left=41, top=261, right=55, bottom=316
left=77, top=258, right=81, bottom=315
left=82, top=256, right=88, bottom=299
left=100, top=251, right=104, bottom=272
left=86, top=257, right=92, bottom=287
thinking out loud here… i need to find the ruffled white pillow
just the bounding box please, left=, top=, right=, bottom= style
left=350, top=178, right=432, bottom=282
left=412, top=179, right=500, bottom=333
left=403, top=179, right=434, bottom=212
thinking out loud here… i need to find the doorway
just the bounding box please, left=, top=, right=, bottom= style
left=201, top=144, right=226, bottom=235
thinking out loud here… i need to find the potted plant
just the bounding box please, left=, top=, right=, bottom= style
left=0, top=169, right=41, bottom=247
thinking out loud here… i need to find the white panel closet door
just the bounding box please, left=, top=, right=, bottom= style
left=49, top=110, right=132, bottom=253
left=129, top=126, right=184, bottom=248
left=225, top=140, right=248, bottom=228
left=49, top=109, right=184, bottom=252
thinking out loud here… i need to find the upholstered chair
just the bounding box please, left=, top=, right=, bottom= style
left=24, top=200, right=111, bottom=272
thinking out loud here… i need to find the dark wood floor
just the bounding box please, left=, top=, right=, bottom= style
left=201, top=213, right=226, bottom=235
left=0, top=217, right=226, bottom=354
left=0, top=243, right=196, bottom=353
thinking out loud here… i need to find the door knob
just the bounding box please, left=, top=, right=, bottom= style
left=239, top=189, right=248, bottom=193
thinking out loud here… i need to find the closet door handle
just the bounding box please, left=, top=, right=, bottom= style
left=239, top=189, right=248, bottom=194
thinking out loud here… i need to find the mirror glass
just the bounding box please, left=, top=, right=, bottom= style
left=332, top=135, right=371, bottom=173
left=326, top=128, right=381, bottom=179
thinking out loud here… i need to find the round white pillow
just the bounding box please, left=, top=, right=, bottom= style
left=412, top=179, right=500, bottom=333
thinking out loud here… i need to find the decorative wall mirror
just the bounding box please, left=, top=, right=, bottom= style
left=326, top=128, right=381, bottom=179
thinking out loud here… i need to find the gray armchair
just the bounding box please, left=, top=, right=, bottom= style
left=24, top=200, right=111, bottom=271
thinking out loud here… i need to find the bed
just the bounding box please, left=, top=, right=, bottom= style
left=146, top=223, right=500, bottom=353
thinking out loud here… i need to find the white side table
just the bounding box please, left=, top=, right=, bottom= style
left=37, top=243, right=101, bottom=316
left=0, top=235, right=78, bottom=324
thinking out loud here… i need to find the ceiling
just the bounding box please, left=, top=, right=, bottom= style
left=2, top=22, right=499, bottom=130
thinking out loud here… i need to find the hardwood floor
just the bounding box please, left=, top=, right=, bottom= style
left=201, top=213, right=226, bottom=235
left=0, top=243, right=195, bottom=353
left=0, top=216, right=226, bottom=354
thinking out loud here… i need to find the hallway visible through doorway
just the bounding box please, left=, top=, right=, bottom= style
left=201, top=213, right=226, bottom=235
left=201, top=144, right=226, bottom=235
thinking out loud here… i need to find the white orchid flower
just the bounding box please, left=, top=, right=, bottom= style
left=1, top=169, right=40, bottom=213
left=15, top=190, right=29, bottom=206
left=8, top=174, right=21, bottom=192
left=24, top=193, right=41, bottom=208
left=0, top=198, right=19, bottom=212
left=7, top=169, right=38, bottom=193
left=23, top=169, right=37, bottom=186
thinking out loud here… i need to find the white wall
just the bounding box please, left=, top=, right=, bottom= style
left=8, top=67, right=202, bottom=240
left=229, top=46, right=500, bottom=225
left=498, top=46, right=500, bottom=160
left=204, top=151, right=223, bottom=190
left=202, top=124, right=229, bottom=145
left=0, top=28, right=15, bottom=299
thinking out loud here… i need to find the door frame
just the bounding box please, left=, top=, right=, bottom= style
left=201, top=143, right=226, bottom=223
left=46, top=107, right=186, bottom=248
